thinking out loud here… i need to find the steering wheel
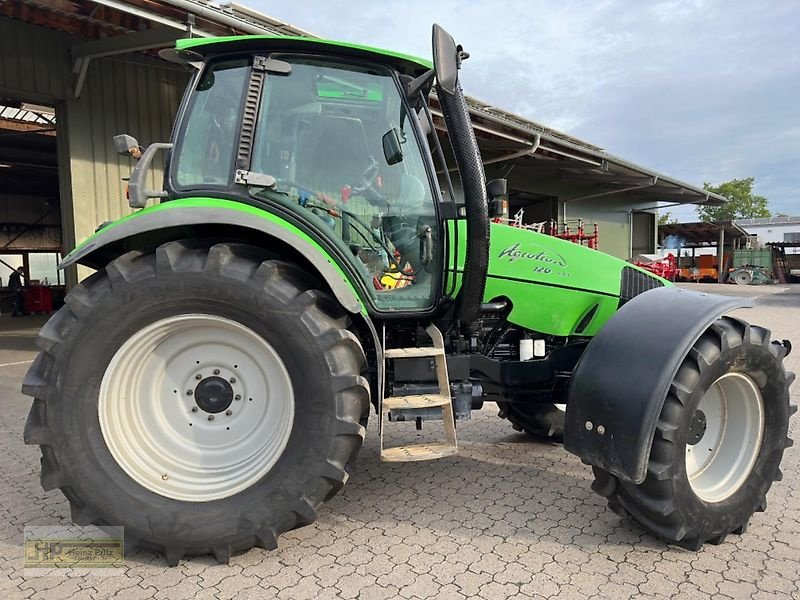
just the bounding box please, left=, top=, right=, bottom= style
left=351, top=160, right=378, bottom=194
left=349, top=160, right=389, bottom=210
left=274, top=175, right=422, bottom=281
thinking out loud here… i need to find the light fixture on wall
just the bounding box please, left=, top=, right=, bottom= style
left=20, top=102, right=55, bottom=115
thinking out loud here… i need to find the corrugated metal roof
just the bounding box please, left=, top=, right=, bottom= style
left=167, top=0, right=723, bottom=206
left=659, top=221, right=749, bottom=247
left=458, top=97, right=725, bottom=205
left=4, top=0, right=727, bottom=207
left=736, top=216, right=800, bottom=226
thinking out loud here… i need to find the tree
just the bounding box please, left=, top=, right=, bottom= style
left=658, top=211, right=678, bottom=226
left=696, top=177, right=770, bottom=222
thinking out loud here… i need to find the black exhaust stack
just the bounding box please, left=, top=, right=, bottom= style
left=433, top=24, right=489, bottom=325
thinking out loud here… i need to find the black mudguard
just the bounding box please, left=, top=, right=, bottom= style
left=563, top=286, right=753, bottom=484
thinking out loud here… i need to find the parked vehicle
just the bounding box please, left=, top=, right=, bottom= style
left=23, top=25, right=794, bottom=564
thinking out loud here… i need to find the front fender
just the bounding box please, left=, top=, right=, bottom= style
left=563, top=286, right=753, bottom=484
left=61, top=198, right=364, bottom=315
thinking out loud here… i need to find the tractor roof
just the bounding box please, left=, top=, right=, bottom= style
left=176, top=36, right=432, bottom=77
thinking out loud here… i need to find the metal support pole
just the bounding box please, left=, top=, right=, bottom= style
left=718, top=227, right=725, bottom=283
left=628, top=210, right=634, bottom=259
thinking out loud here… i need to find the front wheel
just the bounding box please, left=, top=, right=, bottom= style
left=591, top=316, right=794, bottom=549
left=23, top=241, right=370, bottom=564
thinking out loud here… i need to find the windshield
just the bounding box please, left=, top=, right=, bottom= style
left=250, top=56, right=441, bottom=311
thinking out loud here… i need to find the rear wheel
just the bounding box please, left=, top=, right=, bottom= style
left=591, top=316, right=794, bottom=549
left=23, top=241, right=370, bottom=564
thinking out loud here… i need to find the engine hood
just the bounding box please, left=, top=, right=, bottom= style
left=480, top=222, right=668, bottom=336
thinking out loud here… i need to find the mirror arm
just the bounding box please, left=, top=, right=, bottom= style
left=128, top=143, right=173, bottom=209
left=405, top=69, right=435, bottom=101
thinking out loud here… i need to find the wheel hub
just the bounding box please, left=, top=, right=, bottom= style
left=194, top=376, right=234, bottom=414
left=99, top=314, right=295, bottom=502
left=687, top=409, right=707, bottom=445
left=685, top=372, right=764, bottom=503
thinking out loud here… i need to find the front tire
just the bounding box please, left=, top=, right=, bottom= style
left=23, top=241, right=370, bottom=564
left=591, top=316, right=794, bottom=549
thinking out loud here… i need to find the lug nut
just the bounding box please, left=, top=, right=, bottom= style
left=229, top=377, right=236, bottom=384
left=191, top=407, right=198, bottom=413
left=208, top=415, right=214, bottom=421
left=213, top=369, right=220, bottom=375
left=186, top=390, right=193, bottom=396
left=225, top=410, right=232, bottom=416
left=161, top=474, right=169, bottom=481
left=597, top=425, right=606, bottom=435
left=195, top=374, right=202, bottom=380
left=585, top=421, right=593, bottom=431
left=234, top=394, right=241, bottom=401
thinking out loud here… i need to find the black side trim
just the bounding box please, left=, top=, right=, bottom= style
left=471, top=342, right=587, bottom=388
left=574, top=304, right=599, bottom=335
left=457, top=269, right=620, bottom=300
left=234, top=57, right=266, bottom=172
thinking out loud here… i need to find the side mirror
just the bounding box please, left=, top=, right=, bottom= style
left=382, top=129, right=404, bottom=165
left=487, top=178, right=508, bottom=218
left=113, top=134, right=142, bottom=159
left=432, top=24, right=459, bottom=95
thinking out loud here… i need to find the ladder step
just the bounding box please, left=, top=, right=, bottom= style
left=381, top=443, right=458, bottom=462
left=383, top=394, right=451, bottom=410
left=384, top=347, right=444, bottom=359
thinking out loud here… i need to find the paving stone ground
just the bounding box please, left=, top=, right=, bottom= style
left=1, top=283, right=799, bottom=599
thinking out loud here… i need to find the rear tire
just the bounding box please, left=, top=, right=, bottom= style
left=498, top=402, right=565, bottom=441
left=23, top=241, right=370, bottom=565
left=591, top=316, right=794, bottom=549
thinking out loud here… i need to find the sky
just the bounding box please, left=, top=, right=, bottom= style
left=249, top=0, right=799, bottom=221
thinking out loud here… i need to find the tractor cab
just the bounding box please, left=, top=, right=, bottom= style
left=158, top=35, right=465, bottom=314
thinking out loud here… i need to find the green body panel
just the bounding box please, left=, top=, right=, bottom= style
left=446, top=221, right=670, bottom=337
left=176, top=35, right=432, bottom=71
left=63, top=198, right=366, bottom=313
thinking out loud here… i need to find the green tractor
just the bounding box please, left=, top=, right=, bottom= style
left=24, top=25, right=794, bottom=564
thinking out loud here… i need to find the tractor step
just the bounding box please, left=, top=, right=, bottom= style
left=380, top=324, right=457, bottom=462
left=384, top=394, right=450, bottom=410
left=384, top=347, right=444, bottom=358
left=381, top=443, right=458, bottom=462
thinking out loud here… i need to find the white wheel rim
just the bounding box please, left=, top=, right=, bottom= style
left=99, top=314, right=294, bottom=502
left=685, top=372, right=764, bottom=503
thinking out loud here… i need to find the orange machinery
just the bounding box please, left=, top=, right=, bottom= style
left=678, top=253, right=731, bottom=282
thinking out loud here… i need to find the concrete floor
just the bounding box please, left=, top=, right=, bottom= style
left=1, top=285, right=799, bottom=599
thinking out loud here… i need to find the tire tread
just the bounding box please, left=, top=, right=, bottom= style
left=590, top=315, right=793, bottom=549
left=22, top=240, right=370, bottom=565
